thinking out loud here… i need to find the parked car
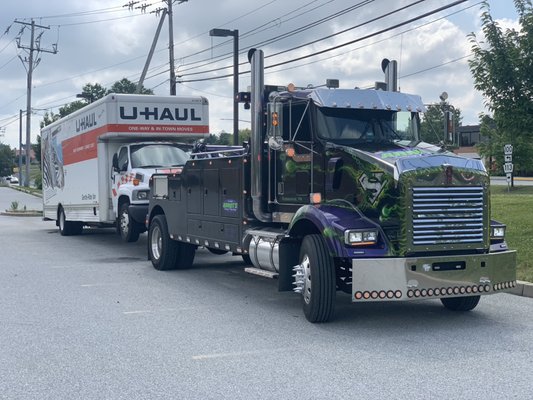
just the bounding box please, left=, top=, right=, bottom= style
left=9, top=176, right=19, bottom=184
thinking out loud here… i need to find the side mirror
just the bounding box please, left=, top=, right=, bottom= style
left=112, top=153, right=119, bottom=172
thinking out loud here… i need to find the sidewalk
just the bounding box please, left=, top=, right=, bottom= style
left=0, top=185, right=42, bottom=214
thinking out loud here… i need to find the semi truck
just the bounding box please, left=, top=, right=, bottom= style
left=146, top=49, right=516, bottom=322
left=42, top=93, right=209, bottom=241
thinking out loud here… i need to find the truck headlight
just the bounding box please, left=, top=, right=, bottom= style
left=490, top=225, right=506, bottom=240
left=134, top=190, right=150, bottom=201
left=344, top=229, right=378, bottom=246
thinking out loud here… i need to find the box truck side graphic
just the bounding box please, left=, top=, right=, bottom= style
left=42, top=93, right=208, bottom=241
left=146, top=50, right=516, bottom=323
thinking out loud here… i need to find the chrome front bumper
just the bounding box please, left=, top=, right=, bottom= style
left=351, top=250, right=517, bottom=302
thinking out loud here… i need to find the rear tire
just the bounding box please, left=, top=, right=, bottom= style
left=58, top=207, right=83, bottom=236
left=441, top=295, right=481, bottom=311
left=118, top=202, right=141, bottom=243
left=297, top=234, right=336, bottom=323
left=148, top=215, right=195, bottom=270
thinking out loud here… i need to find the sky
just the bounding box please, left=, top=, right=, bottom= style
left=0, top=0, right=521, bottom=149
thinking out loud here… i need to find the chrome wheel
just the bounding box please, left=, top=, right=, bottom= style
left=120, top=209, right=129, bottom=236
left=293, top=255, right=312, bottom=304
left=59, top=210, right=65, bottom=232
left=301, top=255, right=312, bottom=305
left=150, top=224, right=162, bottom=261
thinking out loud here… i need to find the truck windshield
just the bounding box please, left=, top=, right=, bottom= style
left=316, top=108, right=420, bottom=145
left=130, top=144, right=190, bottom=168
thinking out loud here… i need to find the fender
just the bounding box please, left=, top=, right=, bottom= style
left=288, top=202, right=389, bottom=258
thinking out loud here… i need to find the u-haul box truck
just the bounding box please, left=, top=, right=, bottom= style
left=42, top=93, right=209, bottom=241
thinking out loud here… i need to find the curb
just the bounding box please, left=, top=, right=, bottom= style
left=507, top=280, right=533, bottom=298
left=1, top=211, right=43, bottom=217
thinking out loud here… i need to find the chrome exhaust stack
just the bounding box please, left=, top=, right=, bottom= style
left=249, top=48, right=272, bottom=223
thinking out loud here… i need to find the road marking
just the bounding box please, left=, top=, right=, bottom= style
left=123, top=310, right=152, bottom=315
left=122, top=307, right=203, bottom=315
left=80, top=283, right=118, bottom=287
left=192, top=348, right=287, bottom=361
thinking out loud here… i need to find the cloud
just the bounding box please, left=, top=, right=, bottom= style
left=0, top=0, right=520, bottom=148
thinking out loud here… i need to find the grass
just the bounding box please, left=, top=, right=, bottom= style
left=490, top=185, right=533, bottom=282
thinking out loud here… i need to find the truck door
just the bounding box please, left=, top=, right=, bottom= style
left=111, top=146, right=129, bottom=213
left=274, top=102, right=313, bottom=205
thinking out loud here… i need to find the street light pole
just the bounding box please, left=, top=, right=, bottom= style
left=19, top=110, right=23, bottom=185
left=209, top=28, right=239, bottom=146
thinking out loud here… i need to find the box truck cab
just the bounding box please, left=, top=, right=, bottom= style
left=111, top=141, right=191, bottom=241
left=41, top=93, right=208, bottom=241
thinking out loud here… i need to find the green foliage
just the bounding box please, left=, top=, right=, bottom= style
left=33, top=135, right=41, bottom=168
left=81, top=82, right=107, bottom=102
left=108, top=78, right=153, bottom=95
left=217, top=132, right=233, bottom=145
left=419, top=102, right=462, bottom=145
left=238, top=128, right=251, bottom=144
left=469, top=0, right=533, bottom=175
left=491, top=186, right=533, bottom=282
left=40, top=78, right=154, bottom=128
left=10, top=201, right=19, bottom=211
left=0, top=143, right=15, bottom=177
left=34, top=173, right=42, bottom=190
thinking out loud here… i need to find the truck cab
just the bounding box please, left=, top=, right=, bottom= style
left=111, top=141, right=190, bottom=242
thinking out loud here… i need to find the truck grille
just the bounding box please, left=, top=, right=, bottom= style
left=411, top=187, right=484, bottom=246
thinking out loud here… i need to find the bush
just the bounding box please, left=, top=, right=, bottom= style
left=34, top=174, right=42, bottom=190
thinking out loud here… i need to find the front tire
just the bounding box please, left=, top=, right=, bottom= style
left=297, top=234, right=336, bottom=323
left=118, top=202, right=141, bottom=243
left=148, top=215, right=195, bottom=270
left=441, top=295, right=481, bottom=311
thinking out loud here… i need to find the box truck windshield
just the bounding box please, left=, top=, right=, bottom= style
left=130, top=144, right=190, bottom=169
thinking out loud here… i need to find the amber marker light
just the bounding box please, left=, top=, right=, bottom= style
left=310, top=193, right=322, bottom=204
left=272, top=112, right=279, bottom=127
left=286, top=147, right=295, bottom=158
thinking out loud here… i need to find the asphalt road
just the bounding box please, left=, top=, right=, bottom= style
left=1, top=187, right=532, bottom=399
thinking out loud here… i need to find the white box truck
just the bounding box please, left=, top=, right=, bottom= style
left=42, top=93, right=209, bottom=241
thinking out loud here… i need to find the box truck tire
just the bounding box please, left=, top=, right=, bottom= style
left=118, top=202, right=142, bottom=243
left=58, top=207, right=83, bottom=236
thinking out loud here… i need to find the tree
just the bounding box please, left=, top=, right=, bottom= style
left=0, top=143, right=15, bottom=177
left=80, top=82, right=107, bottom=103
left=40, top=111, right=60, bottom=128
left=108, top=78, right=153, bottom=95
left=419, top=102, right=462, bottom=145
left=469, top=0, right=533, bottom=176
left=40, top=79, right=155, bottom=129
left=33, top=135, right=41, bottom=168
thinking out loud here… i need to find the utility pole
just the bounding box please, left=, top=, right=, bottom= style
left=19, top=110, right=23, bottom=185
left=137, top=8, right=167, bottom=93
left=15, top=19, right=57, bottom=187
left=167, top=0, right=176, bottom=95
left=165, top=0, right=188, bottom=95
left=126, top=1, right=187, bottom=96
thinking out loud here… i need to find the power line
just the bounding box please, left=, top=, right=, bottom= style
left=179, top=0, right=417, bottom=79
left=178, top=0, right=468, bottom=83
left=175, top=0, right=336, bottom=67
left=264, top=2, right=481, bottom=77
left=177, top=0, right=375, bottom=75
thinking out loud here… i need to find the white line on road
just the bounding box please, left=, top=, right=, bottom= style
left=192, top=348, right=288, bottom=361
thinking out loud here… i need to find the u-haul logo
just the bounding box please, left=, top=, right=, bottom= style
left=119, top=106, right=202, bottom=122
left=76, top=113, right=97, bottom=133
